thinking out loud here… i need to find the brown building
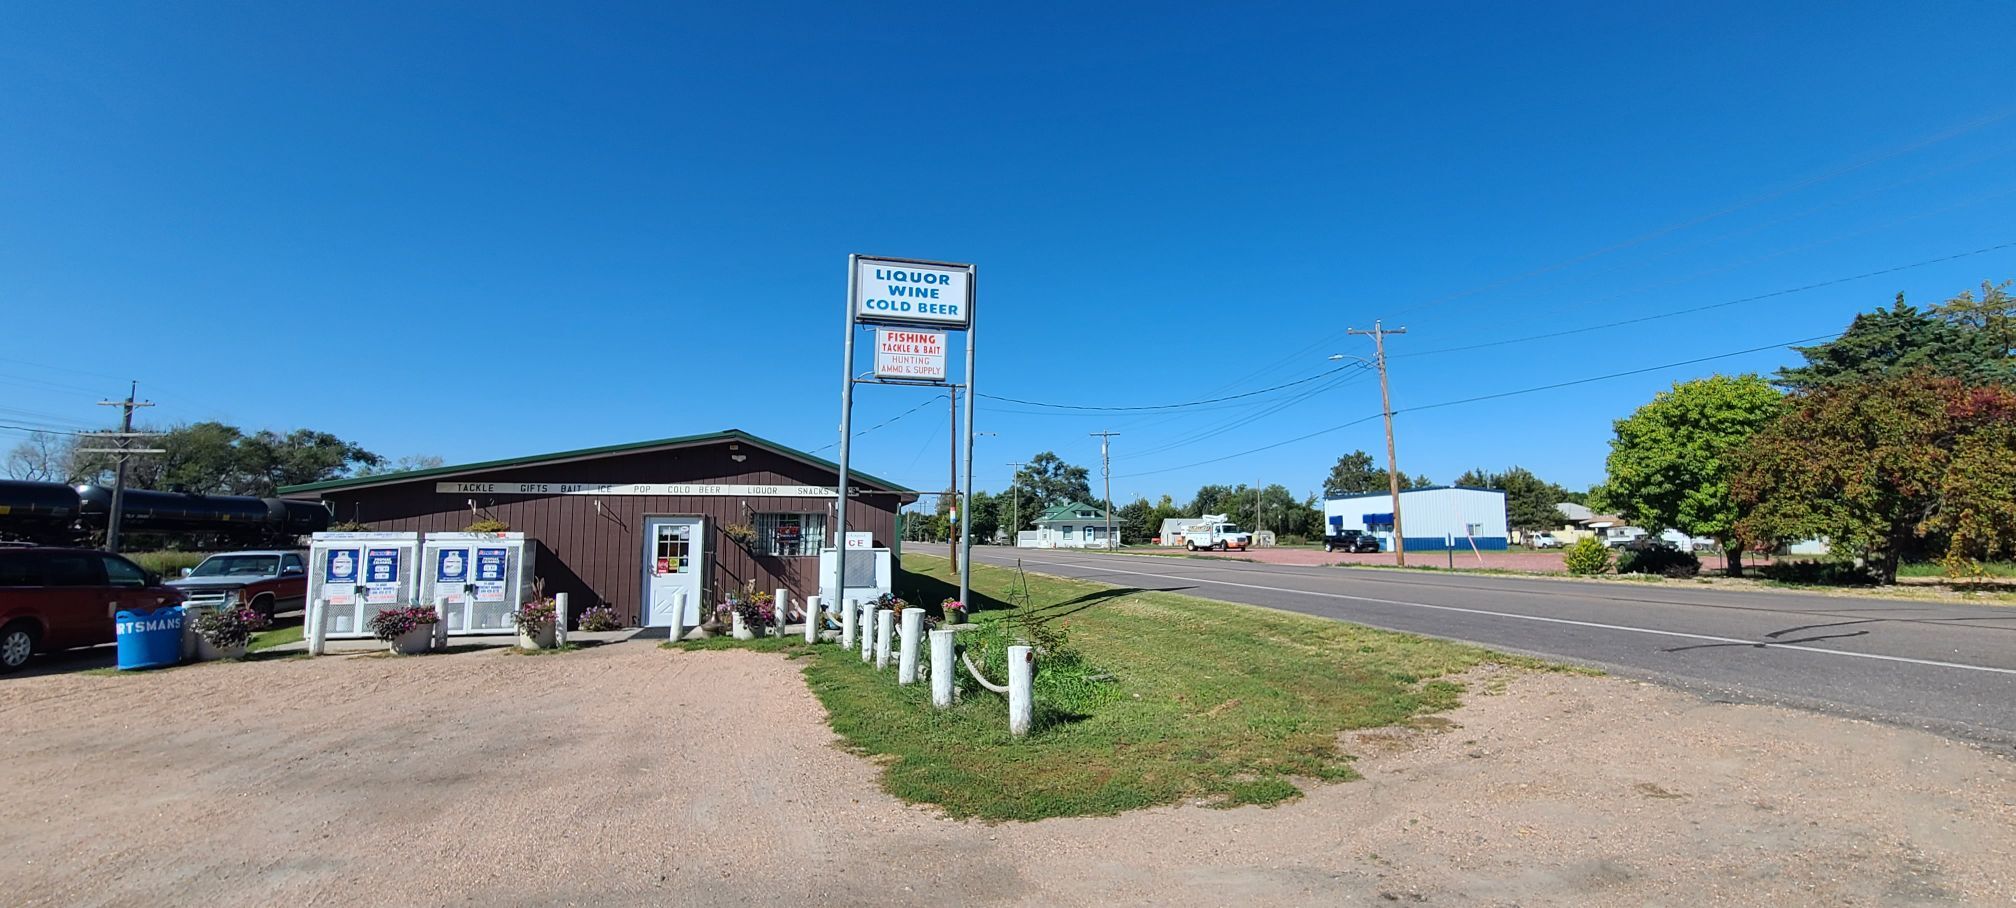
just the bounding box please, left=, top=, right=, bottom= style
left=279, top=430, right=915, bottom=627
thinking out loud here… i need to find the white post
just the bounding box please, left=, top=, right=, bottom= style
left=860, top=603, right=875, bottom=663
left=433, top=592, right=451, bottom=651
left=1007, top=644, right=1034, bottom=737
left=670, top=589, right=689, bottom=643
left=841, top=597, right=858, bottom=649
left=897, top=607, right=923, bottom=684
left=553, top=592, right=569, bottom=647
left=929, top=629, right=955, bottom=708
left=773, top=587, right=789, bottom=638
left=306, top=597, right=328, bottom=656
left=874, top=609, right=893, bottom=669
left=804, top=595, right=822, bottom=643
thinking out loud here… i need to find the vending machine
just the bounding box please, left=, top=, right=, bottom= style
left=420, top=532, right=535, bottom=634
left=308, top=531, right=422, bottom=638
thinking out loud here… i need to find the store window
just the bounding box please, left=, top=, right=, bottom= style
left=754, top=512, right=826, bottom=557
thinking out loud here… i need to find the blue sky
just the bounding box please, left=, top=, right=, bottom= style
left=4, top=2, right=2014, bottom=506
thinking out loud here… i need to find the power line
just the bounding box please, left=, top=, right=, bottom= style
left=1397, top=240, right=2016, bottom=359
left=976, top=362, right=1362, bottom=411
left=808, top=392, right=948, bottom=454
left=1113, top=332, right=1837, bottom=480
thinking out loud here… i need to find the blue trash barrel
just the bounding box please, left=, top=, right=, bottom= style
left=115, top=606, right=186, bottom=670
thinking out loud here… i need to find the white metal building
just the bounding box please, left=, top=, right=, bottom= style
left=1323, top=486, right=1509, bottom=551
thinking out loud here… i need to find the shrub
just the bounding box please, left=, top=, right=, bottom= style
left=1617, top=546, right=1701, bottom=578
left=1759, top=559, right=1877, bottom=586
left=128, top=551, right=207, bottom=577
left=512, top=597, right=556, bottom=631
left=577, top=605, right=622, bottom=632
left=192, top=604, right=270, bottom=648
left=367, top=605, right=441, bottom=641
left=1562, top=537, right=1614, bottom=575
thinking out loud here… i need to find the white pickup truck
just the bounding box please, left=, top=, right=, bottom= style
left=1180, top=515, right=1252, bottom=552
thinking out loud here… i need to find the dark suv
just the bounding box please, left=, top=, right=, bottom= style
left=1323, top=529, right=1382, bottom=553
left=0, top=547, right=184, bottom=672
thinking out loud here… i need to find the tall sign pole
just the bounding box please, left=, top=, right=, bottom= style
left=831, top=257, right=862, bottom=605
left=1347, top=321, right=1409, bottom=566
left=958, top=266, right=978, bottom=613
left=843, top=255, right=977, bottom=612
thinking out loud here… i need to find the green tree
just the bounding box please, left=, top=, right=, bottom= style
left=1732, top=374, right=2016, bottom=582
left=1013, top=452, right=1092, bottom=514
left=1118, top=496, right=1155, bottom=545
left=1453, top=466, right=1572, bottom=532
left=1187, top=484, right=1239, bottom=518
left=1605, top=375, right=1784, bottom=575
left=70, top=421, right=381, bottom=496
left=1322, top=449, right=1429, bottom=496
left=1931, top=280, right=2016, bottom=361
left=1777, top=296, right=2013, bottom=391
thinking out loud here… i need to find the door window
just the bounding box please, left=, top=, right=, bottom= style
left=282, top=553, right=305, bottom=574
left=101, top=556, right=147, bottom=588
left=655, top=524, right=693, bottom=574
left=43, top=554, right=100, bottom=587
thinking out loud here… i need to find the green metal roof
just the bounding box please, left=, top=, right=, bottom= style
left=1034, top=500, right=1106, bottom=523
left=277, top=429, right=916, bottom=496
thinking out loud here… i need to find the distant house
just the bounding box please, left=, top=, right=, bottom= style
left=1323, top=486, right=1509, bottom=551
left=1157, top=517, right=1196, bottom=546
left=1018, top=499, right=1120, bottom=549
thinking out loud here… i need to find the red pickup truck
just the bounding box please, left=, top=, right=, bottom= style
left=0, top=546, right=184, bottom=672
left=165, top=550, right=308, bottom=618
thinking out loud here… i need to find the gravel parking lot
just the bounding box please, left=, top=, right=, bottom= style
left=1, top=640, right=2011, bottom=906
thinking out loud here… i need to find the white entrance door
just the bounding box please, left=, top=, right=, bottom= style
left=642, top=517, right=704, bottom=627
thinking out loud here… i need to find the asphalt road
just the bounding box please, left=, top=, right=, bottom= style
left=915, top=544, right=2016, bottom=748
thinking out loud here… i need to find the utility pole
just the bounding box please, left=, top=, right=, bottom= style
left=84, top=381, right=162, bottom=554
left=1090, top=431, right=1119, bottom=549
left=1006, top=461, right=1025, bottom=548
left=1347, top=321, right=1409, bottom=566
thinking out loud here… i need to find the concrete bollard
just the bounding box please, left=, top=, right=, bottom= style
left=1007, top=644, right=1034, bottom=737
left=553, top=592, right=569, bottom=647
left=773, top=588, right=789, bottom=638
left=929, top=629, right=955, bottom=708
left=803, top=595, right=821, bottom=643
left=860, top=602, right=875, bottom=663
left=670, top=589, right=689, bottom=643
left=433, top=593, right=452, bottom=651
left=874, top=609, right=894, bottom=670
left=307, top=597, right=329, bottom=656
left=897, top=608, right=923, bottom=684
left=841, top=597, right=858, bottom=649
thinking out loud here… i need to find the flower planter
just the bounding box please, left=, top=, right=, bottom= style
left=731, top=613, right=756, bottom=640
left=389, top=625, right=435, bottom=655
left=195, top=638, right=247, bottom=661
left=518, top=623, right=556, bottom=650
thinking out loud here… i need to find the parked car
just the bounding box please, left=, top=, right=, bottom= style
left=0, top=547, right=185, bottom=672
left=1529, top=532, right=1564, bottom=549
left=165, top=550, right=308, bottom=618
left=1323, top=529, right=1382, bottom=553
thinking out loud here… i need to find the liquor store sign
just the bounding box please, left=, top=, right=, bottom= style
left=873, top=329, right=947, bottom=381
left=852, top=257, right=972, bottom=329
